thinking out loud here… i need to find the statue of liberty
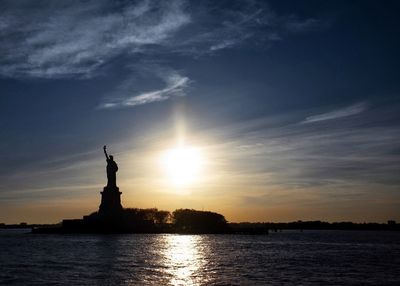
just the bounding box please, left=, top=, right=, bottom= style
left=103, top=145, right=118, bottom=188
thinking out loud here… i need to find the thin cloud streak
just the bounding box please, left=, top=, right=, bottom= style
left=302, top=102, right=368, bottom=124
left=99, top=70, right=190, bottom=109
left=285, top=17, right=322, bottom=33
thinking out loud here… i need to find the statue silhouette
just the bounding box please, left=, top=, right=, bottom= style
left=103, top=145, right=118, bottom=188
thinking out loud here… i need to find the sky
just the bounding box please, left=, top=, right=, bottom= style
left=1, top=0, right=399, bottom=224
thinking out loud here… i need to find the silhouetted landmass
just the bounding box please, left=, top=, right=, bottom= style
left=228, top=222, right=269, bottom=234
left=3, top=219, right=399, bottom=233
left=0, top=222, right=60, bottom=229
left=229, top=220, right=400, bottom=232
left=29, top=208, right=232, bottom=234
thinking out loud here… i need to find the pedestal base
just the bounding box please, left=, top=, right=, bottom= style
left=98, top=186, right=123, bottom=215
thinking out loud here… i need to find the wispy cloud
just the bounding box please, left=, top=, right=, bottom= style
left=0, top=0, right=327, bottom=80
left=285, top=17, right=322, bottom=33
left=302, top=102, right=368, bottom=124
left=0, top=0, right=327, bottom=79
left=0, top=0, right=190, bottom=78
left=176, top=1, right=326, bottom=55
left=99, top=0, right=326, bottom=108
left=201, top=103, right=400, bottom=193
left=99, top=69, right=190, bottom=109
left=0, top=0, right=329, bottom=110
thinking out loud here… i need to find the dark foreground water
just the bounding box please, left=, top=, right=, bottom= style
left=1, top=230, right=400, bottom=285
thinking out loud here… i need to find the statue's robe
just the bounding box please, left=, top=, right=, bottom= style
left=106, top=159, right=118, bottom=187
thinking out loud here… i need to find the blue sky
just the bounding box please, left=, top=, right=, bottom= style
left=0, top=0, right=399, bottom=223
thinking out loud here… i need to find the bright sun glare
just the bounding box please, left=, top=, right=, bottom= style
left=161, top=146, right=203, bottom=186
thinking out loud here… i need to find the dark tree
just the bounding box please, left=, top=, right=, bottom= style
left=123, top=208, right=170, bottom=224
left=172, top=209, right=229, bottom=234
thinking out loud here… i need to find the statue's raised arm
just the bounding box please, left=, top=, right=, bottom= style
left=103, top=145, right=109, bottom=160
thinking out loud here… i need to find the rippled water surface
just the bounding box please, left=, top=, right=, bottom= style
left=1, top=229, right=400, bottom=285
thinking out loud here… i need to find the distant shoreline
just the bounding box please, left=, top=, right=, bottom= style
left=1, top=220, right=398, bottom=232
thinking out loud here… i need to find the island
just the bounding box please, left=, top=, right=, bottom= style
left=32, top=146, right=240, bottom=234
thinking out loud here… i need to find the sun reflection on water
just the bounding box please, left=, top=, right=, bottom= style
left=162, top=235, right=207, bottom=286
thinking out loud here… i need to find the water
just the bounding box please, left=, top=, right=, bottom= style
left=1, top=229, right=400, bottom=285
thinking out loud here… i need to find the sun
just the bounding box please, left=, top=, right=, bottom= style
left=161, top=146, right=203, bottom=186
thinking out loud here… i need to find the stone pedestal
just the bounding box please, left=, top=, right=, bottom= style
left=98, top=186, right=123, bottom=215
